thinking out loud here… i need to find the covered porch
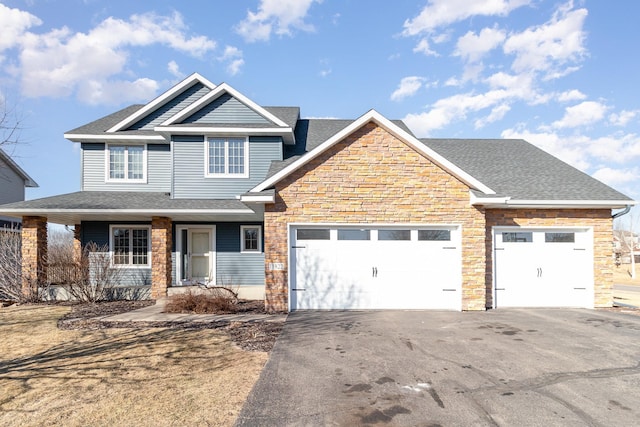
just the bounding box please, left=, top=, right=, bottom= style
left=0, top=191, right=267, bottom=300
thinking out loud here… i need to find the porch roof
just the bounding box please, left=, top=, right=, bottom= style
left=0, top=191, right=263, bottom=224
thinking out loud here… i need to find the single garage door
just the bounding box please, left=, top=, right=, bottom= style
left=290, top=226, right=461, bottom=310
left=494, top=228, right=594, bottom=308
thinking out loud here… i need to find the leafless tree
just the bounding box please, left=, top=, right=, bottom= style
left=0, top=95, right=24, bottom=150
left=616, top=210, right=638, bottom=279
left=0, top=229, right=22, bottom=301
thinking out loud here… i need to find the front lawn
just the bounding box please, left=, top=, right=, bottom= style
left=0, top=305, right=268, bottom=426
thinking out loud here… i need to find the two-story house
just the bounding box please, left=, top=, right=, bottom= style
left=0, top=149, right=38, bottom=229
left=0, top=73, right=634, bottom=311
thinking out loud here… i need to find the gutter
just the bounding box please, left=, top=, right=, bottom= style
left=612, top=205, right=632, bottom=219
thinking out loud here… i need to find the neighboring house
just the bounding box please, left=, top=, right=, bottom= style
left=0, top=73, right=635, bottom=311
left=0, top=149, right=38, bottom=229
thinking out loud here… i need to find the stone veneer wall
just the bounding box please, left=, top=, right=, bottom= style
left=485, top=209, right=613, bottom=308
left=151, top=216, right=172, bottom=299
left=264, top=122, right=487, bottom=312
left=21, top=216, right=48, bottom=297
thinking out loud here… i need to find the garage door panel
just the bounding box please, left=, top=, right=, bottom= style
left=494, top=229, right=593, bottom=308
left=291, top=226, right=461, bottom=310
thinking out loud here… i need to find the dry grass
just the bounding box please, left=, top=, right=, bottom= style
left=613, top=264, right=639, bottom=286
left=0, top=304, right=267, bottom=427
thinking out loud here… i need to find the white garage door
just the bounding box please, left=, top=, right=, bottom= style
left=494, top=228, right=594, bottom=308
left=290, top=226, right=461, bottom=310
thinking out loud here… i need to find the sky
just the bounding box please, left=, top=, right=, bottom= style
left=0, top=0, right=639, bottom=216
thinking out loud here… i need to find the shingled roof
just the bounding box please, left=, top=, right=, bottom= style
left=420, top=138, right=632, bottom=202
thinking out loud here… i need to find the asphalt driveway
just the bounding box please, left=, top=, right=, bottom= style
left=236, top=309, right=640, bottom=426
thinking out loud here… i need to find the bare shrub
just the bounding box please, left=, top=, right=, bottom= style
left=0, top=229, right=22, bottom=301
left=165, top=289, right=239, bottom=314
left=63, top=242, right=125, bottom=303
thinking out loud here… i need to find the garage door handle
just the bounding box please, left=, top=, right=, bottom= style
left=573, top=248, right=586, bottom=251
left=442, top=288, right=457, bottom=292
left=442, top=246, right=457, bottom=250
left=292, top=288, right=306, bottom=291
left=372, top=267, right=378, bottom=277
left=291, top=245, right=306, bottom=249
left=573, top=287, right=586, bottom=290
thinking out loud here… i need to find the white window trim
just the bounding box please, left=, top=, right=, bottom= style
left=105, top=144, right=148, bottom=183
left=109, top=225, right=152, bottom=268
left=241, top=225, right=262, bottom=253
left=204, top=137, right=249, bottom=178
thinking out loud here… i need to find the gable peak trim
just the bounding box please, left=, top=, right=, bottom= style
left=106, top=73, right=217, bottom=133
left=159, top=82, right=289, bottom=128
left=250, top=109, right=495, bottom=195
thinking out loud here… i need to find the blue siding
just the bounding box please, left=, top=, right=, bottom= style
left=81, top=143, right=171, bottom=192
left=172, top=136, right=282, bottom=198
left=217, top=253, right=265, bottom=286
left=183, top=93, right=271, bottom=124
left=127, top=83, right=210, bottom=130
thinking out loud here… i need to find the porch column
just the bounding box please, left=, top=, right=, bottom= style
left=21, top=216, right=48, bottom=298
left=151, top=216, right=172, bottom=299
left=73, top=224, right=82, bottom=262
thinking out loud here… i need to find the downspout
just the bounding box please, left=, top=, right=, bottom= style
left=612, top=205, right=632, bottom=219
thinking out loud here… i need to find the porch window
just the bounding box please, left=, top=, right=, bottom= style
left=241, top=225, right=262, bottom=253
left=206, top=137, right=248, bottom=178
left=110, top=226, right=150, bottom=266
left=106, top=145, right=146, bottom=182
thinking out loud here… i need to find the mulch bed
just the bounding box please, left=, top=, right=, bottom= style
left=52, top=300, right=284, bottom=352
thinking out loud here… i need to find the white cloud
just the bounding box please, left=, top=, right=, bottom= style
left=390, top=76, right=425, bottom=101
left=404, top=89, right=510, bottom=135
left=76, top=78, right=159, bottom=106
left=0, top=4, right=41, bottom=51
left=475, top=103, right=511, bottom=128
left=610, top=110, right=639, bottom=127
left=3, top=9, right=216, bottom=105
left=235, top=0, right=321, bottom=43
left=551, top=101, right=608, bottom=129
left=217, top=45, right=244, bottom=76
left=592, top=167, right=640, bottom=187
left=557, top=89, right=586, bottom=102
left=403, top=0, right=531, bottom=36
left=503, top=2, right=587, bottom=79
left=454, top=26, right=506, bottom=63
left=167, top=60, right=184, bottom=78
left=413, top=38, right=438, bottom=56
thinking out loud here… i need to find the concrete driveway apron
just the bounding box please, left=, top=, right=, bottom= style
left=236, top=309, right=640, bottom=426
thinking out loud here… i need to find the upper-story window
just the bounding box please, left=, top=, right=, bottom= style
left=205, top=137, right=248, bottom=178
left=106, top=144, right=146, bottom=182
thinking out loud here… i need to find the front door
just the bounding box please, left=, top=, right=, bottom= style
left=188, top=229, right=212, bottom=283
left=177, top=226, right=215, bottom=285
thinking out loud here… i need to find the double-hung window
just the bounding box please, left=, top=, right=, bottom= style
left=110, top=226, right=150, bottom=266
left=107, top=145, right=146, bottom=182
left=206, top=137, right=248, bottom=178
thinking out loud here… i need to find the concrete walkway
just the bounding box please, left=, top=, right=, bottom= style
left=101, top=300, right=287, bottom=323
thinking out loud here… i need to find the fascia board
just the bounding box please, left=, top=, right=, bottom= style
left=154, top=126, right=294, bottom=143
left=239, top=194, right=275, bottom=203
left=160, top=83, right=289, bottom=128
left=64, top=134, right=166, bottom=142
left=0, top=208, right=255, bottom=215
left=475, top=199, right=637, bottom=208
left=251, top=109, right=495, bottom=194
left=105, top=73, right=217, bottom=133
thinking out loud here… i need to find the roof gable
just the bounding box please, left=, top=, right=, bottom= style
left=106, top=73, right=216, bottom=132
left=160, top=82, right=289, bottom=128
left=180, top=92, right=271, bottom=125
left=0, top=149, right=38, bottom=187
left=251, top=110, right=494, bottom=194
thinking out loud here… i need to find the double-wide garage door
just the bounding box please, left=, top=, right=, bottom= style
left=494, top=228, right=593, bottom=308
left=290, top=226, right=461, bottom=310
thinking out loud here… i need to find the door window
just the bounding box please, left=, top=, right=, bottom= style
left=378, top=230, right=411, bottom=241
left=502, top=232, right=533, bottom=243
left=337, top=229, right=371, bottom=241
